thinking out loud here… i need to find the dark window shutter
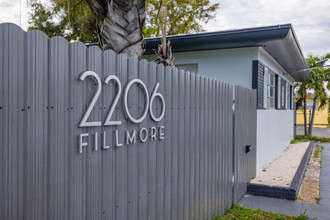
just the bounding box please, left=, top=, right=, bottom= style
left=252, top=60, right=265, bottom=109
left=281, top=78, right=286, bottom=109
left=290, top=85, right=293, bottom=109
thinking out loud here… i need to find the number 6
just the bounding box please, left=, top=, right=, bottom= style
left=149, top=83, right=165, bottom=122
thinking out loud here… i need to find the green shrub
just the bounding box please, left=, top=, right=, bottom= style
left=328, top=113, right=330, bottom=124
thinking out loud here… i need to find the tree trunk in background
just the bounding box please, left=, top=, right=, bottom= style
left=308, top=97, right=317, bottom=135
left=86, top=0, right=146, bottom=58
left=303, top=88, right=308, bottom=136
left=153, top=0, right=175, bottom=67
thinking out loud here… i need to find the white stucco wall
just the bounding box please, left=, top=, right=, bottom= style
left=256, top=109, right=294, bottom=174
left=143, top=47, right=259, bottom=89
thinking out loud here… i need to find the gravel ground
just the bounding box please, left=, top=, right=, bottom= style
left=250, top=142, right=310, bottom=187
left=297, top=145, right=321, bottom=205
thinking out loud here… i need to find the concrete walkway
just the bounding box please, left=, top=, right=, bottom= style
left=239, top=143, right=330, bottom=220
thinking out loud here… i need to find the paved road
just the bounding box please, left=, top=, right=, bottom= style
left=296, top=126, right=330, bottom=138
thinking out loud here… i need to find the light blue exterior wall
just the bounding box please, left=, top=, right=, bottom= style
left=144, top=47, right=259, bottom=88
left=258, top=47, right=295, bottom=85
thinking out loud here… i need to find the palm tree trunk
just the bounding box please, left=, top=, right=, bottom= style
left=153, top=0, right=175, bottom=67
left=308, top=97, right=317, bottom=135
left=86, top=0, right=146, bottom=58
left=303, top=88, right=307, bottom=136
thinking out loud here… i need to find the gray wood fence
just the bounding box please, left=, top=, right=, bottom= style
left=0, top=23, right=256, bottom=220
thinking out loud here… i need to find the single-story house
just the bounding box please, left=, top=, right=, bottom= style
left=144, top=24, right=311, bottom=174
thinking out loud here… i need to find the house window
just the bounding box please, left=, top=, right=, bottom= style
left=267, top=71, right=275, bottom=108
left=281, top=83, right=285, bottom=107
left=176, top=63, right=198, bottom=74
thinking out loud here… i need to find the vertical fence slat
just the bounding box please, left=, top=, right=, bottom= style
left=147, top=62, right=157, bottom=220
left=114, top=53, right=128, bottom=220
left=177, top=69, right=185, bottom=220
left=101, top=49, right=117, bottom=220
left=48, top=36, right=70, bottom=220
left=86, top=46, right=103, bottom=220
left=0, top=24, right=4, bottom=220
left=199, top=76, right=205, bottom=218
left=211, top=79, right=216, bottom=217
left=221, top=82, right=226, bottom=209
left=24, top=30, right=49, bottom=220
left=189, top=73, right=196, bottom=219
left=0, top=23, right=25, bottom=220
left=69, top=42, right=88, bottom=220
left=138, top=59, right=149, bottom=220
left=183, top=71, right=190, bottom=220
left=194, top=75, right=200, bottom=220
left=171, top=67, right=179, bottom=220
left=164, top=66, right=172, bottom=220
left=127, top=56, right=139, bottom=220
left=215, top=81, right=220, bottom=214
left=156, top=64, right=165, bottom=220
left=228, top=83, right=234, bottom=208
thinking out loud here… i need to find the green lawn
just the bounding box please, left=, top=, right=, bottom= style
left=214, top=205, right=313, bottom=220
left=291, top=135, right=330, bottom=144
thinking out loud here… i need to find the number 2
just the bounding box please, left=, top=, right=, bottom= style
left=104, top=75, right=122, bottom=126
left=79, top=71, right=102, bottom=127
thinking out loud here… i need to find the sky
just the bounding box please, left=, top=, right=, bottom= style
left=0, top=0, right=330, bottom=56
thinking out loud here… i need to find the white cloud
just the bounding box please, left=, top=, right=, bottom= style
left=0, top=0, right=29, bottom=29
left=206, top=0, right=330, bottom=56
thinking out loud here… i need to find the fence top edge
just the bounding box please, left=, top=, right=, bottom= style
left=1, top=22, right=242, bottom=88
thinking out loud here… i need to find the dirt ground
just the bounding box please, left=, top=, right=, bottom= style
left=297, top=145, right=322, bottom=205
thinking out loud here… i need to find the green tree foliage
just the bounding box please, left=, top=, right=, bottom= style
left=143, top=0, right=219, bottom=37
left=28, top=0, right=99, bottom=43
left=28, top=0, right=219, bottom=43
left=295, top=53, right=330, bottom=135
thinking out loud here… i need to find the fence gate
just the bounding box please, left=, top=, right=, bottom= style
left=233, top=86, right=257, bottom=203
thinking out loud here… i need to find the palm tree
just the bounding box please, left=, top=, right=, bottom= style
left=153, top=0, right=175, bottom=67
left=85, top=0, right=146, bottom=58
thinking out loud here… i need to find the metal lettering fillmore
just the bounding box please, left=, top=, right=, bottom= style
left=78, top=71, right=165, bottom=153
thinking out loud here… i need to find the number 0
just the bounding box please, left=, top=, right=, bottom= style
left=123, top=79, right=149, bottom=123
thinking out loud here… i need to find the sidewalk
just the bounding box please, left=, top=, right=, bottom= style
left=239, top=143, right=330, bottom=220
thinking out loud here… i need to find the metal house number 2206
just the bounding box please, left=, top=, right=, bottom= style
left=79, top=70, right=165, bottom=127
